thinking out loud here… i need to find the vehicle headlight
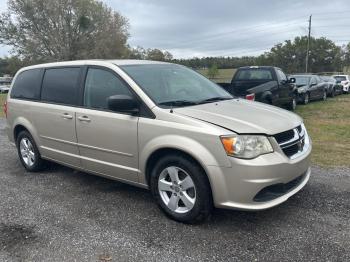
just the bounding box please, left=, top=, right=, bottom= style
left=220, top=135, right=273, bottom=159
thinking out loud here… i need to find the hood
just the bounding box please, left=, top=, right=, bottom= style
left=174, top=99, right=302, bottom=135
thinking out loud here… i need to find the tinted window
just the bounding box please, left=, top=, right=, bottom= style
left=276, top=69, right=287, bottom=81
left=293, top=76, right=311, bottom=86
left=334, top=76, right=346, bottom=82
left=41, top=68, right=80, bottom=105
left=10, top=69, right=42, bottom=100
left=235, top=69, right=273, bottom=80
left=84, top=68, right=132, bottom=110
left=310, top=77, right=317, bottom=85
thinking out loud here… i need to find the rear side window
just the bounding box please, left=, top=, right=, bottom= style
left=10, top=69, right=42, bottom=100
left=41, top=67, right=80, bottom=105
left=84, top=68, right=132, bottom=110
left=235, top=69, right=273, bottom=80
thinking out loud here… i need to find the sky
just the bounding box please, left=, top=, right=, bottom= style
left=0, top=0, right=350, bottom=58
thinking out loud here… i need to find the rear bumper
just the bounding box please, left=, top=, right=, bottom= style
left=207, top=142, right=311, bottom=211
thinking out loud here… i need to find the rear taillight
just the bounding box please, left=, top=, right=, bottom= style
left=245, top=93, right=255, bottom=101
left=3, top=101, right=7, bottom=118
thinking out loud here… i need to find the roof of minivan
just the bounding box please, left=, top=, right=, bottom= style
left=18, top=59, right=170, bottom=71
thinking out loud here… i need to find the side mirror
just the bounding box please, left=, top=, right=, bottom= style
left=288, top=77, right=296, bottom=83
left=310, top=82, right=316, bottom=87
left=107, top=95, right=139, bottom=114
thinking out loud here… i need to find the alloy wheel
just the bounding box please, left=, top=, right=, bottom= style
left=158, top=166, right=196, bottom=214
left=19, top=137, right=35, bottom=167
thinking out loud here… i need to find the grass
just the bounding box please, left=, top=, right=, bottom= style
left=197, top=68, right=236, bottom=83
left=295, top=94, right=350, bottom=167
left=0, top=94, right=7, bottom=118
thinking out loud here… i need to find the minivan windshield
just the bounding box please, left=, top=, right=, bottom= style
left=120, top=64, right=233, bottom=107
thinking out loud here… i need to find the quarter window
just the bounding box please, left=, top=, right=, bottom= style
left=41, top=67, right=80, bottom=105
left=10, top=69, right=42, bottom=100
left=84, top=68, right=132, bottom=110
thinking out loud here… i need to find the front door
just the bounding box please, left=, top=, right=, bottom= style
left=75, top=67, right=139, bottom=182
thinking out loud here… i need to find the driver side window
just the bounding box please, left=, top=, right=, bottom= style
left=310, top=77, right=317, bottom=85
left=84, top=68, right=132, bottom=110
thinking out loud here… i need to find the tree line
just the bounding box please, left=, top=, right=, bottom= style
left=175, top=37, right=350, bottom=74
left=1, top=0, right=349, bottom=76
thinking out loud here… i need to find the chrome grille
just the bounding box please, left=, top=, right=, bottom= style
left=274, top=124, right=309, bottom=159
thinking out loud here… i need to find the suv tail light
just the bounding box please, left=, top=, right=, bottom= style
left=3, top=100, right=7, bottom=118
left=246, top=93, right=255, bottom=101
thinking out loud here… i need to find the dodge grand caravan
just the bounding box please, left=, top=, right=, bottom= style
left=5, top=60, right=311, bottom=223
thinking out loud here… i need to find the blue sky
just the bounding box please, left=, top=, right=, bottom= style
left=1, top=0, right=349, bottom=58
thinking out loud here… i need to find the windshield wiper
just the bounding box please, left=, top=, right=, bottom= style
left=197, top=97, right=233, bottom=104
left=158, top=100, right=198, bottom=107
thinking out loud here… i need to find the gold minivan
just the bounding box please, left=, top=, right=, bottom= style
left=5, top=60, right=311, bottom=223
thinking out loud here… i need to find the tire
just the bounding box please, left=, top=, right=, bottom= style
left=303, top=93, right=309, bottom=105
left=286, top=96, right=297, bottom=111
left=150, top=154, right=212, bottom=224
left=330, top=88, right=335, bottom=98
left=16, top=131, right=46, bottom=172
left=322, top=90, right=327, bottom=101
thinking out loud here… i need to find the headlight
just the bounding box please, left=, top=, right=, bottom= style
left=220, top=135, right=273, bottom=159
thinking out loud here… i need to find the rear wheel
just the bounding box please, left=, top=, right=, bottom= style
left=150, top=154, right=212, bottom=223
left=16, top=131, right=46, bottom=172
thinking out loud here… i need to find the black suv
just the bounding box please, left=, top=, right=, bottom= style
left=218, top=66, right=297, bottom=110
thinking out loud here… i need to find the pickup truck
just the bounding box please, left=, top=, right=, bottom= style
left=218, top=66, right=297, bottom=110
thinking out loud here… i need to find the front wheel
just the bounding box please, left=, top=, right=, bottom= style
left=150, top=154, right=212, bottom=223
left=322, top=90, right=327, bottom=101
left=287, top=96, right=297, bottom=111
left=303, top=93, right=310, bottom=105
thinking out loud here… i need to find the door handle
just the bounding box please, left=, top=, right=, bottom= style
left=61, top=113, right=73, bottom=120
left=78, top=116, right=91, bottom=122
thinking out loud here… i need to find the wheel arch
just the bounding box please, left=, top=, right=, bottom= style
left=144, top=147, right=214, bottom=200
left=12, top=117, right=41, bottom=150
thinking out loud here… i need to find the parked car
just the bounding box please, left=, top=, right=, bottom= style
left=4, top=60, right=311, bottom=223
left=0, top=85, right=10, bottom=94
left=290, top=75, right=328, bottom=104
left=320, top=76, right=343, bottom=97
left=332, top=74, right=350, bottom=93
left=218, top=66, right=297, bottom=111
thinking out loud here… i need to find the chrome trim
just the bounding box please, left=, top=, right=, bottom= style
left=279, top=128, right=300, bottom=147
left=277, top=124, right=310, bottom=159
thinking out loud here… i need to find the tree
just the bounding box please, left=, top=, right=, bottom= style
left=145, top=48, right=173, bottom=61
left=207, top=64, right=219, bottom=79
left=262, top=36, right=342, bottom=73
left=0, top=0, right=130, bottom=62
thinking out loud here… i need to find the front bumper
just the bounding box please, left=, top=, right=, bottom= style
left=207, top=140, right=311, bottom=211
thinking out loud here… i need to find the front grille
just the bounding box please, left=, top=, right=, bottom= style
left=273, top=125, right=307, bottom=159
left=253, top=174, right=306, bottom=202
left=274, top=129, right=295, bottom=144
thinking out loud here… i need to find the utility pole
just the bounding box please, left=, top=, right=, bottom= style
left=305, top=15, right=312, bottom=73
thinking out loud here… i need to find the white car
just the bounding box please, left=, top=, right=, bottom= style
left=333, top=75, right=350, bottom=93
left=0, top=85, right=10, bottom=94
